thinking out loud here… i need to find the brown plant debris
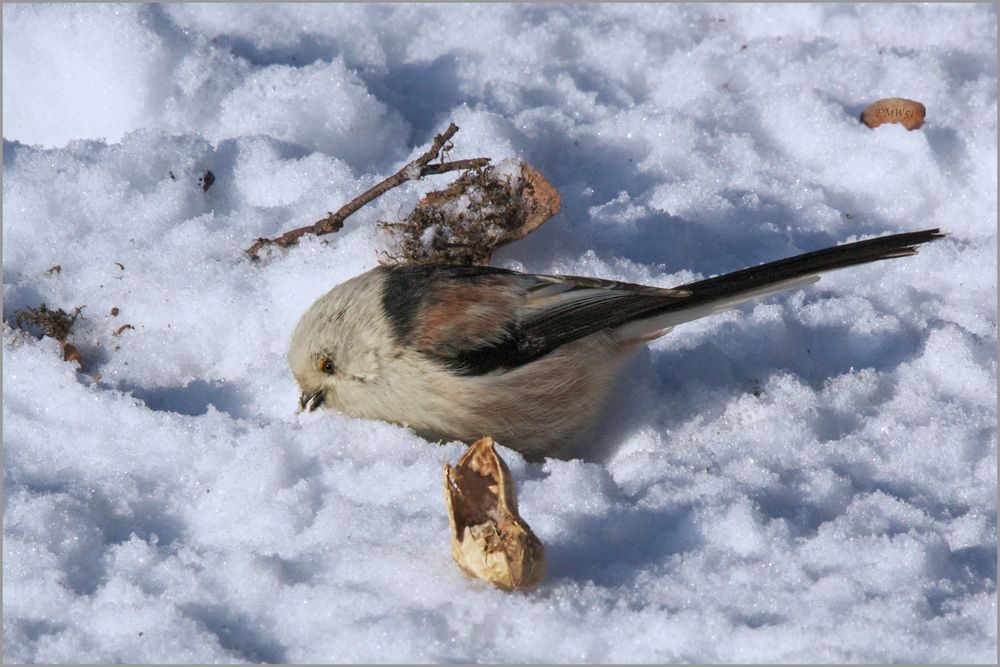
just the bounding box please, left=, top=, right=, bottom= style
left=443, top=436, right=546, bottom=591
left=62, top=343, right=82, bottom=364
left=12, top=304, right=85, bottom=366
left=247, top=122, right=490, bottom=260
left=13, top=304, right=83, bottom=343
left=380, top=160, right=561, bottom=266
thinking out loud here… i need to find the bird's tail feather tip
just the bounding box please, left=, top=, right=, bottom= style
left=915, top=228, right=947, bottom=241
left=904, top=227, right=948, bottom=251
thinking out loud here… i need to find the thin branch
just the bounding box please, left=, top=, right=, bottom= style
left=418, top=158, right=491, bottom=177
left=247, top=123, right=490, bottom=260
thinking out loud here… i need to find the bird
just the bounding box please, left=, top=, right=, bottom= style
left=288, top=228, right=944, bottom=460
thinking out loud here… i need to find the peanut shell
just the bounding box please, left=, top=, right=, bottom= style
left=443, top=436, right=546, bottom=591
left=860, top=97, right=926, bottom=130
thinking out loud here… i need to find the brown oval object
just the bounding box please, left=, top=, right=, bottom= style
left=861, top=97, right=926, bottom=130
left=443, top=436, right=546, bottom=591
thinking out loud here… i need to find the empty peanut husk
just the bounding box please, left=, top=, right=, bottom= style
left=443, top=436, right=546, bottom=591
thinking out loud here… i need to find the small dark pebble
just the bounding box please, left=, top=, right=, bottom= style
left=199, top=170, right=216, bottom=192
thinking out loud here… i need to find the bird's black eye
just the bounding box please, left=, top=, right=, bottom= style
left=321, top=359, right=336, bottom=374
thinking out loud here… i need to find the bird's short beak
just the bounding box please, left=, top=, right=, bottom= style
left=299, top=389, right=325, bottom=413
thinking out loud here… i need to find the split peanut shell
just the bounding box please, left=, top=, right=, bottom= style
left=443, top=436, right=546, bottom=591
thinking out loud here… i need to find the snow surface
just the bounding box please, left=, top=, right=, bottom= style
left=2, top=3, right=997, bottom=663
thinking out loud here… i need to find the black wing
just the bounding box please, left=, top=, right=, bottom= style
left=379, top=229, right=945, bottom=376
left=380, top=264, right=687, bottom=375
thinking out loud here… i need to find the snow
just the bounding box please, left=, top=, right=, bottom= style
left=3, top=3, right=996, bottom=663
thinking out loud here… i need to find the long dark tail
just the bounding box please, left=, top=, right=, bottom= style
left=681, top=228, right=944, bottom=298
left=621, top=228, right=946, bottom=339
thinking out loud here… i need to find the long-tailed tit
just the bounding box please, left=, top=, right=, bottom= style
left=289, top=229, right=944, bottom=459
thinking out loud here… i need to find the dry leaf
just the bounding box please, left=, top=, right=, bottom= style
left=497, top=162, right=562, bottom=249
left=443, top=436, right=546, bottom=591
left=381, top=160, right=561, bottom=266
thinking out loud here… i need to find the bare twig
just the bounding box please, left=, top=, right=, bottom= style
left=418, top=158, right=491, bottom=177
left=247, top=123, right=490, bottom=260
